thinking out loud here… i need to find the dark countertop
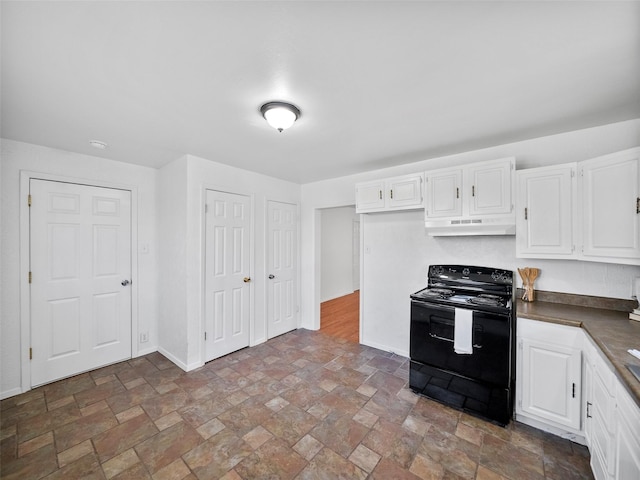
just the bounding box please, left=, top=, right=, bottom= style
left=517, top=299, right=640, bottom=407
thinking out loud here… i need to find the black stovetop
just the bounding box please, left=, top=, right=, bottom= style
left=410, top=265, right=514, bottom=315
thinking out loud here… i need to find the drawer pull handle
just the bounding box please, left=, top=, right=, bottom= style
left=428, top=333, right=482, bottom=349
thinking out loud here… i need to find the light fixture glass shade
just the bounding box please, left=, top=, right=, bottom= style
left=260, top=102, right=300, bottom=132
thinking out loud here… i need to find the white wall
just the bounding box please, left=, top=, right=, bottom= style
left=1, top=139, right=158, bottom=399
left=157, top=154, right=301, bottom=371
left=300, top=119, right=640, bottom=356
left=157, top=156, right=189, bottom=368
left=320, top=206, right=357, bottom=302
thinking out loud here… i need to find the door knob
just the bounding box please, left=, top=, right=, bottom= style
left=121, top=280, right=131, bottom=286
left=243, top=277, right=251, bottom=283
left=268, top=274, right=275, bottom=279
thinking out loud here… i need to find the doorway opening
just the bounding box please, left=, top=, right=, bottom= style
left=318, top=206, right=360, bottom=343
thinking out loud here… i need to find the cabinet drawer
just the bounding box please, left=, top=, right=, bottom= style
left=517, top=317, right=583, bottom=347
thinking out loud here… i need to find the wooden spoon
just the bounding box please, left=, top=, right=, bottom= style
left=529, top=268, right=540, bottom=285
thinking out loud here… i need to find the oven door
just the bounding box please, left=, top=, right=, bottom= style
left=410, top=300, right=511, bottom=387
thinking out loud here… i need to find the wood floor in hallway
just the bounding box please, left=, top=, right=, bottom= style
left=320, top=290, right=359, bottom=343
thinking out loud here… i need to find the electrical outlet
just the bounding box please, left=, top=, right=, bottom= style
left=140, top=332, right=149, bottom=343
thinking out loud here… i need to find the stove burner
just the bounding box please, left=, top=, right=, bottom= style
left=421, top=288, right=454, bottom=298
left=467, top=294, right=505, bottom=306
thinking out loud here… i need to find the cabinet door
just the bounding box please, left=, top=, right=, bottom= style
left=425, top=169, right=462, bottom=218
left=355, top=180, right=385, bottom=212
left=388, top=174, right=423, bottom=209
left=583, top=352, right=594, bottom=445
left=467, top=158, right=514, bottom=216
left=615, top=383, right=640, bottom=480
left=520, top=338, right=582, bottom=430
left=516, top=164, right=576, bottom=258
left=616, top=423, right=640, bottom=480
left=581, top=148, right=640, bottom=261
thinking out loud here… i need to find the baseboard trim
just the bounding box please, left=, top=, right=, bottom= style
left=156, top=347, right=203, bottom=372
left=0, top=387, right=26, bottom=401
left=135, top=346, right=158, bottom=357
left=514, top=413, right=587, bottom=445
left=360, top=339, right=409, bottom=359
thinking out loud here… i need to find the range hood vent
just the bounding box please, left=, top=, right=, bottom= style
left=425, top=217, right=516, bottom=237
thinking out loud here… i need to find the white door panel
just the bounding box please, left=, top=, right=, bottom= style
left=30, top=179, right=132, bottom=386
left=205, top=190, right=251, bottom=361
left=267, top=201, right=298, bottom=338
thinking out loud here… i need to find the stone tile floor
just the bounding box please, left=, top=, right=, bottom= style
left=1, top=329, right=593, bottom=479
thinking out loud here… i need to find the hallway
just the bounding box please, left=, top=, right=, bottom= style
left=320, top=291, right=359, bottom=343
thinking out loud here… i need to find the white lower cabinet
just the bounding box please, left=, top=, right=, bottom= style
left=518, top=318, right=640, bottom=480
left=584, top=336, right=617, bottom=479
left=615, top=378, right=640, bottom=479
left=517, top=319, right=583, bottom=434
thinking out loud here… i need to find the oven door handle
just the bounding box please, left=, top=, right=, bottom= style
left=428, top=333, right=482, bottom=349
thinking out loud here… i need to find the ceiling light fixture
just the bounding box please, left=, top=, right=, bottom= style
left=260, top=101, right=301, bottom=132
left=89, top=140, right=107, bottom=149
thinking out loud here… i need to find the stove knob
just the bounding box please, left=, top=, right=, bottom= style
left=462, top=268, right=470, bottom=276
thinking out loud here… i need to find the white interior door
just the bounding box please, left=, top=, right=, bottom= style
left=267, top=201, right=298, bottom=339
left=205, top=190, right=251, bottom=361
left=30, top=179, right=132, bottom=387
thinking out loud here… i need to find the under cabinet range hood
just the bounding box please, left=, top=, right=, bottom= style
left=424, top=217, right=516, bottom=236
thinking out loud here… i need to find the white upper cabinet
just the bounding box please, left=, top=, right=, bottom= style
left=425, top=157, right=515, bottom=235
left=516, top=163, right=577, bottom=258
left=355, top=173, right=423, bottom=213
left=355, top=180, right=386, bottom=212
left=467, top=159, right=514, bottom=216
left=580, top=148, right=640, bottom=264
left=425, top=169, right=462, bottom=218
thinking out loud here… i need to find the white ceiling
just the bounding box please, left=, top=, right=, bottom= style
left=2, top=1, right=639, bottom=184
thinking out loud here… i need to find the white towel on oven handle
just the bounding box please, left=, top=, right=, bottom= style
left=454, top=308, right=473, bottom=354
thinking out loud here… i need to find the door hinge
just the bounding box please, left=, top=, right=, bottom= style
left=28, top=194, right=32, bottom=207
left=572, top=382, right=576, bottom=398
left=28, top=271, right=32, bottom=284
left=524, top=207, right=528, bottom=220
left=205, top=204, right=208, bottom=213
left=29, top=348, right=32, bottom=360
left=472, top=185, right=475, bottom=197
left=204, top=332, right=207, bottom=341
left=390, top=189, right=393, bottom=199
left=456, top=187, right=459, bottom=199
left=636, top=197, right=639, bottom=214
